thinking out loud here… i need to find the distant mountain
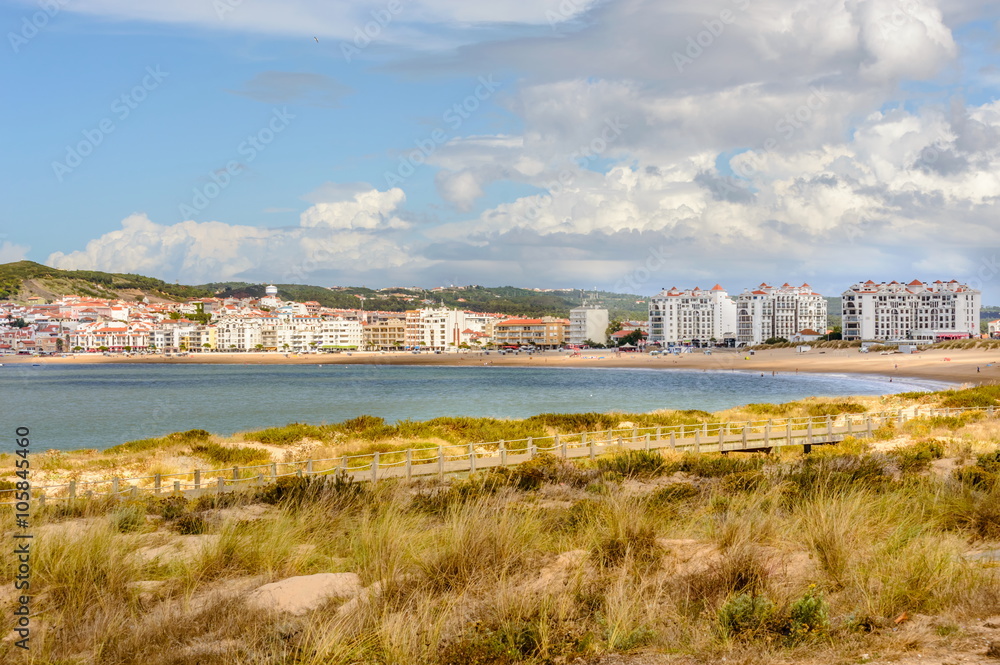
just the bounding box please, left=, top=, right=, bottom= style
left=0, top=262, right=650, bottom=319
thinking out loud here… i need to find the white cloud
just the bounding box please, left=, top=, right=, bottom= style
left=0, top=241, right=30, bottom=263
left=47, top=187, right=423, bottom=284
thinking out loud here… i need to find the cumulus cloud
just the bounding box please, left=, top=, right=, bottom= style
left=47, top=187, right=423, bottom=284
left=0, top=240, right=30, bottom=263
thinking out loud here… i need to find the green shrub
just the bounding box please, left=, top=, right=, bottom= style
left=173, top=513, right=207, bottom=535
left=891, top=439, right=945, bottom=474
left=251, top=423, right=326, bottom=445
left=190, top=443, right=270, bottom=466
left=675, top=453, right=764, bottom=478
left=647, top=483, right=700, bottom=505
left=109, top=503, right=146, bottom=533
left=721, top=470, right=767, bottom=493
left=106, top=428, right=211, bottom=454
left=787, top=588, right=829, bottom=642
left=939, top=385, right=1000, bottom=408
left=153, top=495, right=189, bottom=520
left=255, top=472, right=362, bottom=508
left=717, top=594, right=776, bottom=640
left=596, top=449, right=668, bottom=478
left=487, top=453, right=596, bottom=491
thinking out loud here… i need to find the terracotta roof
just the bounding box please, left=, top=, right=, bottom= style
left=711, top=284, right=725, bottom=291
left=908, top=279, right=923, bottom=286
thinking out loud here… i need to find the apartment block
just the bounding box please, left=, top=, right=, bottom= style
left=568, top=305, right=609, bottom=345
left=736, top=283, right=827, bottom=346
left=493, top=317, right=568, bottom=348
left=841, top=279, right=981, bottom=342
left=648, top=285, right=736, bottom=345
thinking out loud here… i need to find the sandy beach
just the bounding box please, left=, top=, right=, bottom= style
left=5, top=346, right=999, bottom=386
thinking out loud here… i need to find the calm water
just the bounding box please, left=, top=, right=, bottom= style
left=1, top=363, right=948, bottom=452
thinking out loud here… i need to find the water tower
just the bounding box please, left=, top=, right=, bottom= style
left=265, top=284, right=278, bottom=297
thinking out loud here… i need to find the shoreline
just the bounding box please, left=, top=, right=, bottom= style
left=4, top=346, right=998, bottom=386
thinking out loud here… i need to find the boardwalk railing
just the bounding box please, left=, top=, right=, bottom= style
left=3, top=405, right=996, bottom=505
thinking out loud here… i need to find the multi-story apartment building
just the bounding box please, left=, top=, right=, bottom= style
left=648, top=285, right=736, bottom=345
left=841, top=279, right=981, bottom=342
left=363, top=318, right=406, bottom=350
left=215, top=315, right=267, bottom=351
left=735, top=283, right=827, bottom=346
left=568, top=305, right=609, bottom=345
left=493, top=317, right=568, bottom=348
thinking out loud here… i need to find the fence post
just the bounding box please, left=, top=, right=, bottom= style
left=527, top=437, right=535, bottom=458
left=296, top=468, right=303, bottom=478
left=807, top=419, right=813, bottom=445
left=69, top=480, right=76, bottom=501
left=372, top=452, right=380, bottom=483
left=194, top=469, right=201, bottom=491
left=154, top=474, right=161, bottom=495
left=233, top=466, right=239, bottom=482
left=271, top=463, right=278, bottom=482
left=786, top=422, right=792, bottom=447
left=669, top=431, right=676, bottom=450
left=866, top=415, right=873, bottom=438
left=560, top=435, right=567, bottom=458
left=898, top=409, right=905, bottom=425
left=405, top=449, right=412, bottom=481
left=217, top=477, right=225, bottom=493
left=589, top=435, right=595, bottom=459
left=174, top=480, right=181, bottom=494
left=130, top=486, right=138, bottom=500
left=656, top=426, right=662, bottom=441
left=632, top=427, right=638, bottom=444
left=257, top=473, right=264, bottom=487
left=644, top=434, right=650, bottom=451
left=500, top=441, right=507, bottom=467
left=468, top=444, right=476, bottom=474
left=438, top=446, right=444, bottom=479
left=848, top=415, right=854, bottom=435
left=694, top=428, right=701, bottom=453
left=306, top=459, right=313, bottom=476
left=717, top=426, right=725, bottom=450
left=764, top=421, right=771, bottom=448
left=112, top=477, right=120, bottom=499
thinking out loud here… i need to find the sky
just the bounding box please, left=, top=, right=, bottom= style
left=1, top=0, right=999, bottom=302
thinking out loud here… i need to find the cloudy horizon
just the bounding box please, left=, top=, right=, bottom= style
left=3, top=0, right=999, bottom=301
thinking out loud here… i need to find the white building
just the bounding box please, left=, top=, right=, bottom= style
left=842, top=279, right=981, bottom=342
left=989, top=319, right=1000, bottom=338
left=568, top=305, right=609, bottom=345
left=648, top=285, right=737, bottom=345
left=736, top=283, right=828, bottom=346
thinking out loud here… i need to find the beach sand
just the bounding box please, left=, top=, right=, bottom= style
left=5, top=346, right=999, bottom=386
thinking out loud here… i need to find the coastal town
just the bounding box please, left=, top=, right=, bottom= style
left=0, top=278, right=995, bottom=356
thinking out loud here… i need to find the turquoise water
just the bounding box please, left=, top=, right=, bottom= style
left=1, top=364, right=947, bottom=452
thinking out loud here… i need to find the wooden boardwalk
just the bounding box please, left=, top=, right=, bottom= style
left=5, top=406, right=996, bottom=505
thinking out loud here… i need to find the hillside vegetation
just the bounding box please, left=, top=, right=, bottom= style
left=0, top=262, right=648, bottom=318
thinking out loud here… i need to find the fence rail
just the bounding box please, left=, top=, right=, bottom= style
left=3, top=405, right=995, bottom=505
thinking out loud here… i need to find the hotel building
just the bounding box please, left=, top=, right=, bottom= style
left=648, top=285, right=737, bottom=345
left=842, top=279, right=981, bottom=342
left=735, top=283, right=828, bottom=346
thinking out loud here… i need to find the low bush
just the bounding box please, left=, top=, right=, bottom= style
left=250, top=422, right=326, bottom=445
left=891, top=439, right=945, bottom=474
left=596, top=449, right=668, bottom=479
left=717, top=593, right=777, bottom=640
left=173, top=512, right=207, bottom=535
left=190, top=443, right=271, bottom=466
left=787, top=588, right=830, bottom=642
left=674, top=453, right=765, bottom=478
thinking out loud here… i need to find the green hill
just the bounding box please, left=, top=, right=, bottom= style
left=0, top=261, right=212, bottom=302
left=0, top=262, right=649, bottom=319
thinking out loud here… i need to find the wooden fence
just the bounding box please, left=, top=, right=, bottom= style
left=3, top=405, right=996, bottom=506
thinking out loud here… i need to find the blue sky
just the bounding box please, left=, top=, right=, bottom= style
left=2, top=0, right=1000, bottom=302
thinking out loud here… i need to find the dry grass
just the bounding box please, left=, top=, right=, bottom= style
left=4, top=402, right=1000, bottom=664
